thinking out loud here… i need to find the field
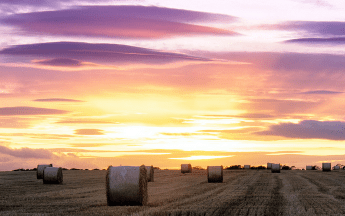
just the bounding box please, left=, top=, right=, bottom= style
left=1, top=169, right=345, bottom=215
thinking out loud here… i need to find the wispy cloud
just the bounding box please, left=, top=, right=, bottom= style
left=74, top=129, right=105, bottom=135
left=0, top=106, right=68, bottom=115
left=300, top=90, right=343, bottom=94
left=285, top=37, right=345, bottom=44
left=1, top=6, right=238, bottom=39
left=34, top=98, right=84, bottom=102
left=0, top=145, right=53, bottom=158
left=0, top=42, right=211, bottom=68
left=256, top=120, right=345, bottom=140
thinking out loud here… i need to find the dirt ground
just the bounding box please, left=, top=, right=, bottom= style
left=1, top=169, right=345, bottom=215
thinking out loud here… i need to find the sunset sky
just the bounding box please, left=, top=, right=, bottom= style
left=1, top=0, right=345, bottom=171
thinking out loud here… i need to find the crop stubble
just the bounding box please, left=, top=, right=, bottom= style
left=1, top=169, right=345, bottom=215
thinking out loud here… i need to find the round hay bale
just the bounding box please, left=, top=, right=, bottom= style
left=244, top=165, right=250, bottom=169
left=267, top=163, right=272, bottom=169
left=43, top=167, right=63, bottom=184
left=271, top=163, right=280, bottom=173
left=334, top=165, right=340, bottom=170
left=37, top=164, right=52, bottom=179
left=106, top=165, right=147, bottom=206
left=322, top=163, right=331, bottom=171
left=181, top=164, right=192, bottom=174
left=145, top=165, right=154, bottom=182
left=306, top=165, right=312, bottom=170
left=207, top=166, right=223, bottom=183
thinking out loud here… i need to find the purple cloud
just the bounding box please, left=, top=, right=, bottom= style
left=34, top=98, right=84, bottom=102
left=34, top=58, right=83, bottom=67
left=74, top=129, right=105, bottom=135
left=1, top=6, right=238, bottom=39
left=278, top=21, right=345, bottom=36
left=285, top=37, right=345, bottom=44
left=0, top=145, right=53, bottom=158
left=0, top=106, right=68, bottom=115
left=0, top=42, right=210, bottom=65
left=300, top=90, right=343, bottom=94
left=256, top=120, right=345, bottom=140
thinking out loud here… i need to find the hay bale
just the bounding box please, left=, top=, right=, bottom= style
left=306, top=165, right=312, bottom=170
left=106, top=165, right=147, bottom=206
left=43, top=167, right=63, bottom=184
left=267, top=163, right=272, bottom=169
left=207, top=166, right=223, bottom=183
left=271, top=163, right=280, bottom=173
left=244, top=165, right=250, bottom=169
left=334, top=165, right=340, bottom=170
left=37, top=164, right=52, bottom=179
left=181, top=164, right=192, bottom=174
left=145, top=165, right=154, bottom=182
left=322, top=163, right=331, bottom=172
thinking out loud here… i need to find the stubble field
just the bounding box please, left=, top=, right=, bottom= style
left=1, top=169, right=345, bottom=215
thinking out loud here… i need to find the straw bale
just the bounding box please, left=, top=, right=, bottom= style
left=207, top=166, right=223, bottom=183
left=145, top=165, right=154, bottom=182
left=271, top=163, right=280, bottom=173
left=106, top=165, right=147, bottom=206
left=306, top=165, right=312, bottom=170
left=37, top=164, right=52, bottom=179
left=43, top=167, right=63, bottom=184
left=181, top=164, right=192, bottom=173
left=322, top=163, right=331, bottom=172
left=267, top=163, right=272, bottom=169
left=244, top=165, right=250, bottom=169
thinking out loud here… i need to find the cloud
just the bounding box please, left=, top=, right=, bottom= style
left=34, top=58, right=83, bottom=67
left=300, top=90, right=343, bottom=94
left=256, top=120, right=345, bottom=140
left=0, top=42, right=211, bottom=67
left=284, top=37, right=345, bottom=44
left=1, top=6, right=238, bottom=39
left=0, top=106, right=69, bottom=115
left=74, top=129, right=105, bottom=135
left=278, top=21, right=345, bottom=36
left=34, top=98, right=84, bottom=102
left=56, top=119, right=117, bottom=124
left=0, top=145, right=53, bottom=158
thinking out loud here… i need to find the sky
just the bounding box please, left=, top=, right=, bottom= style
left=1, top=0, right=345, bottom=171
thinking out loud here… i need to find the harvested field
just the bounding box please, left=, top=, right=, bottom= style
left=1, top=169, right=345, bottom=215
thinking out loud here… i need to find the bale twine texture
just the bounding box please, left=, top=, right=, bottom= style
left=267, top=163, right=272, bottom=169
left=43, top=167, right=63, bottom=184
left=271, top=163, right=280, bottom=173
left=322, top=163, right=331, bottom=171
left=244, top=165, right=250, bottom=169
left=306, top=165, right=312, bottom=170
left=106, top=165, right=147, bottom=206
left=207, top=166, right=223, bottom=183
left=181, top=164, right=192, bottom=174
left=37, top=164, right=52, bottom=179
left=145, top=165, right=154, bottom=182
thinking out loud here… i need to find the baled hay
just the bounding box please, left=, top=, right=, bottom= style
left=43, top=167, right=63, bottom=184
left=334, top=165, right=340, bottom=170
left=244, top=165, right=250, bottom=169
left=322, top=163, right=331, bottom=172
left=267, top=163, right=272, bottom=169
left=37, top=164, right=52, bottom=179
left=207, top=166, right=223, bottom=183
left=271, top=163, right=280, bottom=173
left=106, top=165, right=147, bottom=206
left=181, top=164, right=192, bottom=173
left=145, top=165, right=154, bottom=182
left=306, top=165, right=312, bottom=170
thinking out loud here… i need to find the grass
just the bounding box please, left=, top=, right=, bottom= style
left=1, top=169, right=345, bottom=215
